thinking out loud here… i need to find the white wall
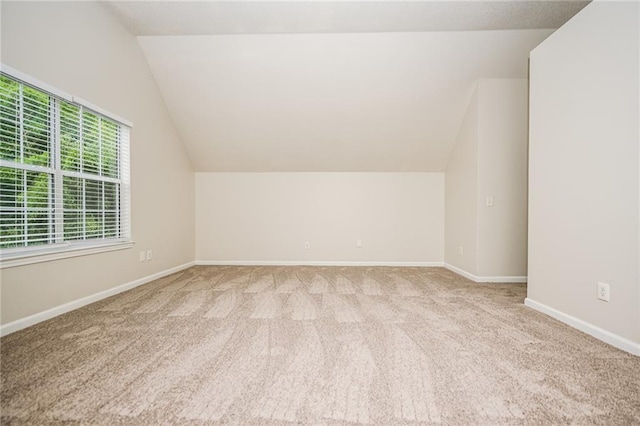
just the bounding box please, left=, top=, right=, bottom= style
left=477, top=79, right=529, bottom=277
left=196, top=173, right=444, bottom=264
left=445, top=79, right=529, bottom=280
left=528, top=1, right=639, bottom=347
left=445, top=86, right=479, bottom=274
left=1, top=2, right=195, bottom=325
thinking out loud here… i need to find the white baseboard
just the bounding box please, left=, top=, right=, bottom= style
left=444, top=263, right=527, bottom=283
left=196, top=260, right=445, bottom=267
left=0, top=261, right=195, bottom=337
left=525, top=298, right=640, bottom=356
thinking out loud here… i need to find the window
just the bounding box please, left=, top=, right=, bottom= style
left=0, top=67, right=131, bottom=267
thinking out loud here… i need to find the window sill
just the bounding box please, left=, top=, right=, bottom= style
left=0, top=241, right=135, bottom=269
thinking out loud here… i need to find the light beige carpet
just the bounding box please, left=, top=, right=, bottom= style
left=1, top=266, right=639, bottom=425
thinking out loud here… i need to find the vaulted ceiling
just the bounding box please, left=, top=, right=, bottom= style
left=106, top=1, right=589, bottom=172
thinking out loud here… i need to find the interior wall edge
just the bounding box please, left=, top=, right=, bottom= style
left=524, top=298, right=640, bottom=356
left=195, top=260, right=444, bottom=267
left=0, top=261, right=195, bottom=337
left=444, top=263, right=527, bottom=283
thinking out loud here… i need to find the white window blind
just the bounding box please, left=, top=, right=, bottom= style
left=0, top=69, right=131, bottom=260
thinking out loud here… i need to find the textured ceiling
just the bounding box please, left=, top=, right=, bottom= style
left=107, top=1, right=590, bottom=35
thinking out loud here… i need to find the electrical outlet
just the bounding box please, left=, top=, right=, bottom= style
left=459, top=246, right=464, bottom=255
left=146, top=250, right=152, bottom=261
left=304, top=242, right=310, bottom=250
left=486, top=196, right=494, bottom=207
left=597, top=282, right=610, bottom=302
left=357, top=239, right=362, bottom=248
left=139, top=251, right=146, bottom=262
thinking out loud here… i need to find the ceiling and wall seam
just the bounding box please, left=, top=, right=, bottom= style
left=102, top=1, right=588, bottom=173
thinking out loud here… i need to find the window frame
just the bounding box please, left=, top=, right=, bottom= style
left=0, top=64, right=133, bottom=269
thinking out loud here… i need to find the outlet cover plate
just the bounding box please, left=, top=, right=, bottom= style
left=597, top=282, right=610, bottom=302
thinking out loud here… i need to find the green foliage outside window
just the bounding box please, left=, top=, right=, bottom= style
left=0, top=74, right=121, bottom=249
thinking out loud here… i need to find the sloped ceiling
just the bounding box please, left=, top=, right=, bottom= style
left=106, top=1, right=587, bottom=172
left=108, top=1, right=589, bottom=35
